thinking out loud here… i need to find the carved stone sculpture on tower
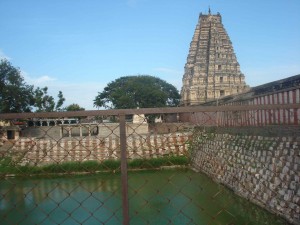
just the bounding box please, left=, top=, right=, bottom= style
left=180, top=10, right=249, bottom=106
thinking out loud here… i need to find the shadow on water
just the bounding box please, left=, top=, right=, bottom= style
left=0, top=169, right=289, bottom=225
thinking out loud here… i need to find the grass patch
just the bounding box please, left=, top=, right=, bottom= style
left=128, top=156, right=188, bottom=169
left=0, top=156, right=188, bottom=176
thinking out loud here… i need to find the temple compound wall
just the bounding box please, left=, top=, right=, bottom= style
left=202, top=74, right=300, bottom=107
left=180, top=74, right=300, bottom=126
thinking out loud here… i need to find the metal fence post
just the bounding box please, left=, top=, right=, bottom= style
left=119, top=114, right=130, bottom=225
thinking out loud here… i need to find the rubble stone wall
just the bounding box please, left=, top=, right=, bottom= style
left=191, top=127, right=300, bottom=224
left=9, top=132, right=191, bottom=166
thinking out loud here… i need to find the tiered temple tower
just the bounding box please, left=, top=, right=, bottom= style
left=180, top=9, right=248, bottom=106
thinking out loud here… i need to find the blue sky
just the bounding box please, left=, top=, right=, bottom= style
left=1, top=0, right=300, bottom=110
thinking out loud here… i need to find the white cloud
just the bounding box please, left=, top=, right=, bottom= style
left=33, top=75, right=57, bottom=84
left=46, top=82, right=106, bottom=110
left=154, top=67, right=183, bottom=75
left=0, top=49, right=11, bottom=60
left=245, top=64, right=300, bottom=87
left=153, top=67, right=183, bottom=91
left=22, top=71, right=105, bottom=110
left=23, top=73, right=57, bottom=85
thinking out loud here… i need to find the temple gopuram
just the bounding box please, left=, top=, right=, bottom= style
left=180, top=9, right=249, bottom=106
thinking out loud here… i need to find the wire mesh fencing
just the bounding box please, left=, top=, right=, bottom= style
left=0, top=104, right=299, bottom=225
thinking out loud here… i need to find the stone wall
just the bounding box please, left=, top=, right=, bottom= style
left=203, top=74, right=300, bottom=107
left=8, top=132, right=191, bottom=166
left=179, top=74, right=300, bottom=126
left=191, top=127, right=300, bottom=225
left=149, top=122, right=192, bottom=134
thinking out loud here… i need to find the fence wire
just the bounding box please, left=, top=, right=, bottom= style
left=0, top=105, right=299, bottom=225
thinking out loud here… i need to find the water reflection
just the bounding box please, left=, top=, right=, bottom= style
left=0, top=170, right=289, bottom=225
left=0, top=174, right=122, bottom=225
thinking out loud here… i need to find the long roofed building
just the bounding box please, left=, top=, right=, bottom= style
left=180, top=9, right=249, bottom=106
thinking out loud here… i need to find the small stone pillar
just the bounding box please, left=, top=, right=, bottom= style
left=68, top=127, right=72, bottom=137
left=60, top=127, right=63, bottom=138
left=79, top=126, right=83, bottom=137
left=88, top=126, right=91, bottom=137
left=133, top=114, right=147, bottom=124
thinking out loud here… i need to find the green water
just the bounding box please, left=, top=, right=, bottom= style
left=0, top=169, right=288, bottom=225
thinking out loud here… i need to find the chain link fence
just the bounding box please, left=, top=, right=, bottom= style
left=0, top=104, right=299, bottom=224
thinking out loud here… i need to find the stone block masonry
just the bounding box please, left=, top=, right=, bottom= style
left=8, top=132, right=191, bottom=166
left=191, top=127, right=300, bottom=224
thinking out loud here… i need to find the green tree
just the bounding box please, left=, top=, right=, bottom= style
left=34, top=87, right=65, bottom=112
left=0, top=59, right=35, bottom=113
left=94, top=75, right=180, bottom=109
left=0, top=59, right=65, bottom=113
left=65, top=103, right=85, bottom=111
left=56, top=91, right=65, bottom=111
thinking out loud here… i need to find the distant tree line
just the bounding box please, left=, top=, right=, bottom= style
left=1, top=60, right=180, bottom=114
left=0, top=59, right=84, bottom=113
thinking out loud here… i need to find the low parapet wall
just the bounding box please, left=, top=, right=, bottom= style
left=191, top=127, right=300, bottom=225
